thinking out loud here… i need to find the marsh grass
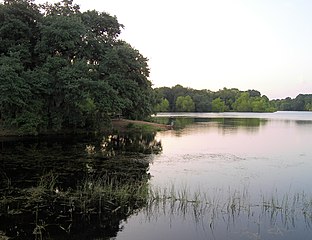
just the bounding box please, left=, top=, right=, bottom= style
left=2, top=172, right=312, bottom=239
left=0, top=172, right=150, bottom=239
left=144, top=185, right=312, bottom=230
left=126, top=122, right=162, bottom=132
left=73, top=175, right=149, bottom=215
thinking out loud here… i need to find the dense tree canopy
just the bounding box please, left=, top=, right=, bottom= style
left=154, top=98, right=169, bottom=112
left=154, top=85, right=310, bottom=113
left=175, top=95, right=195, bottom=112
left=211, top=98, right=227, bottom=112
left=272, top=94, right=312, bottom=111
left=1, top=1, right=311, bottom=135
left=0, top=0, right=154, bottom=135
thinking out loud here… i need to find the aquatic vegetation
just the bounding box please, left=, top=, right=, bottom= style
left=0, top=133, right=159, bottom=239
left=144, top=185, right=312, bottom=231
left=2, top=114, right=312, bottom=239
left=0, top=173, right=150, bottom=240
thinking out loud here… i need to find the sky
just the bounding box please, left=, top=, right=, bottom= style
left=30, top=1, right=312, bottom=98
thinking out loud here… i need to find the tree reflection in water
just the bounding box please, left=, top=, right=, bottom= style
left=0, top=132, right=162, bottom=240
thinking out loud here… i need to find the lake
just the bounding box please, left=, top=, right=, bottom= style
left=115, top=111, right=312, bottom=240
left=1, top=111, right=312, bottom=239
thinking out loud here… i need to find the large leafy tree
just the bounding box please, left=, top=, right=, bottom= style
left=214, top=88, right=239, bottom=110
left=0, top=0, right=42, bottom=69
left=211, top=98, right=226, bottom=112
left=232, top=92, right=252, bottom=112
left=154, top=98, right=170, bottom=112
left=175, top=95, right=195, bottom=112
left=99, top=41, right=152, bottom=119
left=192, top=90, right=213, bottom=112
left=0, top=0, right=153, bottom=134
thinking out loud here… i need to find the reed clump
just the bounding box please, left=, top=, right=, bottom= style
left=145, top=185, right=312, bottom=229
left=73, top=176, right=149, bottom=214
left=0, top=172, right=150, bottom=239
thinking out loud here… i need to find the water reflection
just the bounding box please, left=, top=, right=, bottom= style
left=198, top=118, right=267, bottom=135
left=118, top=187, right=312, bottom=240
left=154, top=117, right=268, bottom=135
left=295, top=120, right=312, bottom=125
left=1, top=112, right=312, bottom=239
left=100, top=134, right=162, bottom=156
left=115, top=112, right=312, bottom=240
left=0, top=133, right=162, bottom=240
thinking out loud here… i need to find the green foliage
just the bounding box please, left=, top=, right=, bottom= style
left=154, top=85, right=278, bottom=113
left=215, top=87, right=239, bottom=110
left=36, top=14, right=86, bottom=59
left=0, top=0, right=42, bottom=69
left=0, top=0, right=153, bottom=134
left=251, top=96, right=274, bottom=112
left=154, top=98, right=170, bottom=112
left=100, top=42, right=152, bottom=119
left=272, top=94, right=312, bottom=111
left=175, top=95, right=195, bottom=112
left=126, top=122, right=162, bottom=133
left=232, top=92, right=252, bottom=112
left=192, top=90, right=213, bottom=112
left=155, top=85, right=191, bottom=111
left=0, top=55, right=29, bottom=112
left=305, top=103, right=312, bottom=111
left=211, top=98, right=226, bottom=112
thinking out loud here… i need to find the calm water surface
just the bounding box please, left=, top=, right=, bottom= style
left=0, top=133, right=160, bottom=239
left=115, top=112, right=312, bottom=240
left=1, top=112, right=312, bottom=240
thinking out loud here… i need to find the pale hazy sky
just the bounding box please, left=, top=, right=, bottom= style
left=31, top=1, right=312, bottom=98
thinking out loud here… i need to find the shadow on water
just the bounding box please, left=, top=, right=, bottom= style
left=0, top=132, right=162, bottom=240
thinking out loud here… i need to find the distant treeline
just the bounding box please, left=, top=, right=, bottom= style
left=154, top=85, right=312, bottom=112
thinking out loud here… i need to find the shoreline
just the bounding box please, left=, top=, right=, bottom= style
left=111, top=119, right=171, bottom=132
left=0, top=119, right=171, bottom=138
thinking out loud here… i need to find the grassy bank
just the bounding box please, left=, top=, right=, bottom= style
left=111, top=119, right=171, bottom=132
